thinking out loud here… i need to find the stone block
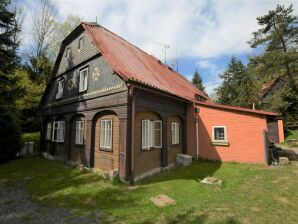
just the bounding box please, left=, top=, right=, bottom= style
left=279, top=157, right=289, bottom=165
left=200, top=177, right=222, bottom=186
left=150, top=194, right=176, bottom=207
left=176, top=154, right=192, bottom=166
left=109, top=169, right=119, bottom=181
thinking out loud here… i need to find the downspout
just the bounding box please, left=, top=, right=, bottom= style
left=128, top=84, right=135, bottom=185
left=195, top=105, right=200, bottom=160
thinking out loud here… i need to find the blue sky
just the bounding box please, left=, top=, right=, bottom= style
left=21, top=0, right=297, bottom=94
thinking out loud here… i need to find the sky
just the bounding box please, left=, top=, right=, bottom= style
left=20, top=0, right=297, bottom=95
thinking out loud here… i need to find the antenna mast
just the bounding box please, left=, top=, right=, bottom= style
left=154, top=41, right=170, bottom=64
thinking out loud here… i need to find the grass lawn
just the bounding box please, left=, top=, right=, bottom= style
left=1, top=158, right=298, bottom=223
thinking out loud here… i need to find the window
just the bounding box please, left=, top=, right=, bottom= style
left=56, top=79, right=64, bottom=99
left=46, top=122, right=52, bottom=140
left=78, top=38, right=84, bottom=50
left=52, top=121, right=65, bottom=142
left=171, top=122, right=179, bottom=145
left=100, top=119, right=113, bottom=150
left=142, top=120, right=162, bottom=150
left=79, top=68, right=88, bottom=92
left=212, top=126, right=227, bottom=142
left=65, top=47, right=70, bottom=58
left=75, top=121, right=84, bottom=145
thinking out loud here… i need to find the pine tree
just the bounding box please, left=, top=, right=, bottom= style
left=192, top=69, right=207, bottom=95
left=249, top=4, right=298, bottom=129
left=216, top=57, right=256, bottom=108
left=0, top=0, right=22, bottom=161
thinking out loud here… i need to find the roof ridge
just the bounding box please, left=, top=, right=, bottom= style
left=83, top=22, right=207, bottom=98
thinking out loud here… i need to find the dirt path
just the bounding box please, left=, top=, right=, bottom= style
left=0, top=183, right=101, bottom=224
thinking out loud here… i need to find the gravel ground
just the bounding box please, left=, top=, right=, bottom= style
left=0, top=183, right=101, bottom=224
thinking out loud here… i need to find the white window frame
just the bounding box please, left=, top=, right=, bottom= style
left=75, top=120, right=84, bottom=145
left=171, top=122, right=180, bottom=145
left=56, top=78, right=64, bottom=99
left=46, top=122, right=52, bottom=140
left=79, top=67, right=88, bottom=92
left=52, top=121, right=65, bottom=142
left=212, top=126, right=227, bottom=142
left=141, top=119, right=162, bottom=150
left=100, top=119, right=113, bottom=150
left=78, top=38, right=84, bottom=50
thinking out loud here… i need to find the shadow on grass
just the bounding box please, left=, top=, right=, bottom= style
left=0, top=158, right=141, bottom=217
left=138, top=159, right=222, bottom=185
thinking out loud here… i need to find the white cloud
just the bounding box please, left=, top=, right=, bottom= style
left=21, top=0, right=297, bottom=59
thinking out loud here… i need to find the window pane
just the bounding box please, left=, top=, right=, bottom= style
left=214, top=127, right=225, bottom=141
left=153, top=121, right=162, bottom=147
left=100, top=120, right=105, bottom=148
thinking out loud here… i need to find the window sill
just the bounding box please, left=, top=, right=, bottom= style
left=99, top=148, right=113, bottom=152
left=141, top=147, right=161, bottom=152
left=79, top=90, right=87, bottom=94
left=211, top=141, right=229, bottom=146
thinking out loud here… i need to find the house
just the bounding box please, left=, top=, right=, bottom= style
left=40, top=22, right=284, bottom=182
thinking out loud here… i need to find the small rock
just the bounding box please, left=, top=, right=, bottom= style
left=150, top=194, right=176, bottom=208
left=200, top=177, right=222, bottom=186
left=279, top=157, right=289, bottom=165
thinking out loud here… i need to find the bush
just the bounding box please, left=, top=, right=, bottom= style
left=21, top=132, right=40, bottom=152
left=0, top=104, right=22, bottom=162
left=22, top=132, right=40, bottom=142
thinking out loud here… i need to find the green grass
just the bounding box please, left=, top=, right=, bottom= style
left=1, top=158, right=298, bottom=223
left=281, top=130, right=298, bottom=148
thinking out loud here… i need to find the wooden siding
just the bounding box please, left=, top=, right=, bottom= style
left=167, top=116, right=183, bottom=165
left=45, top=55, right=126, bottom=106
left=94, top=113, right=119, bottom=171
left=267, top=119, right=279, bottom=143
left=57, top=31, right=99, bottom=76
left=134, top=111, right=161, bottom=176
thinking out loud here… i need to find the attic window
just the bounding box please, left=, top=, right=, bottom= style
left=65, top=47, right=70, bottom=58
left=78, top=38, right=84, bottom=50
left=195, top=94, right=206, bottom=102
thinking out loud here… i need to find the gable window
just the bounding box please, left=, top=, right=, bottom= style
left=212, top=126, right=227, bottom=143
left=142, top=120, right=162, bottom=150
left=100, top=119, right=113, bottom=150
left=46, top=122, right=52, bottom=140
left=75, top=121, right=84, bottom=145
left=79, top=67, right=88, bottom=92
left=65, top=47, right=70, bottom=58
left=78, top=38, right=84, bottom=50
left=171, top=122, right=179, bottom=145
left=52, top=121, right=65, bottom=142
left=56, top=78, right=64, bottom=99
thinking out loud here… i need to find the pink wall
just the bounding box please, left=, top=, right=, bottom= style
left=278, top=119, right=285, bottom=142
left=197, top=105, right=268, bottom=163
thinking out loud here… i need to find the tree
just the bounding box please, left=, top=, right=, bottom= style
left=48, top=14, right=82, bottom=62
left=249, top=4, right=298, bottom=129
left=0, top=0, right=22, bottom=161
left=192, top=69, right=207, bottom=95
left=248, top=4, right=298, bottom=88
left=216, top=57, right=256, bottom=108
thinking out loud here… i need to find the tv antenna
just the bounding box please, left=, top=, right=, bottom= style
left=154, top=41, right=170, bottom=64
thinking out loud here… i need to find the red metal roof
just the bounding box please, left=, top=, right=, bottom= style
left=196, top=101, right=277, bottom=116
left=82, top=22, right=208, bottom=101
